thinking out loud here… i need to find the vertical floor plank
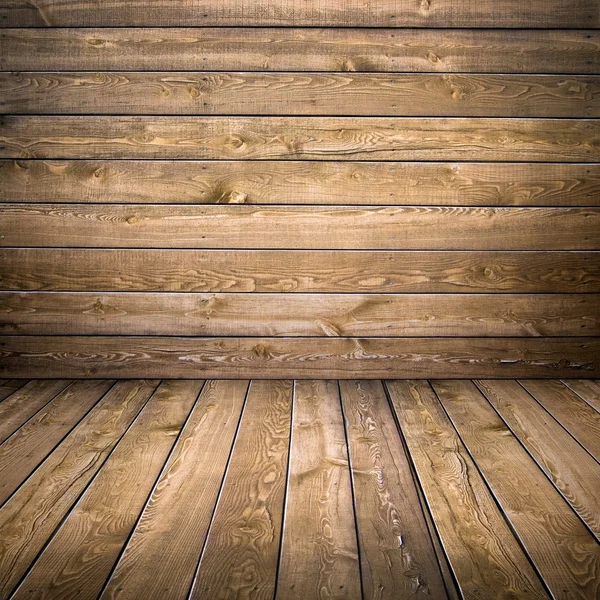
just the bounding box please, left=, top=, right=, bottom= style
left=10, top=380, right=202, bottom=600
left=0, top=380, right=26, bottom=402
left=100, top=379, right=248, bottom=600
left=190, top=380, right=292, bottom=600
left=0, top=380, right=157, bottom=600
left=0, top=379, right=115, bottom=505
left=0, top=379, right=72, bottom=444
left=561, top=380, right=600, bottom=413
left=520, top=380, right=600, bottom=461
left=476, top=380, right=600, bottom=541
left=433, top=380, right=600, bottom=599
left=385, top=380, right=549, bottom=600
left=410, top=458, right=462, bottom=600
left=276, top=380, right=361, bottom=600
left=339, top=380, right=448, bottom=600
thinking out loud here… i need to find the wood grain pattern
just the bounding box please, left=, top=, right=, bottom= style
left=385, top=380, right=549, bottom=600
left=11, top=380, right=201, bottom=600
left=3, top=249, right=598, bottom=294
left=190, top=380, right=292, bottom=600
left=339, top=380, right=447, bottom=599
left=475, top=380, right=600, bottom=541
left=276, top=380, right=360, bottom=600
left=0, top=380, right=156, bottom=600
left=4, top=204, right=598, bottom=250
left=0, top=378, right=24, bottom=401
left=0, top=2, right=597, bottom=28
left=1, top=116, right=598, bottom=162
left=100, top=380, right=248, bottom=600
left=0, top=379, right=71, bottom=444
left=3, top=72, right=598, bottom=118
left=0, top=336, right=597, bottom=379
left=3, top=160, right=600, bottom=207
left=2, top=29, right=597, bottom=73
left=562, top=380, right=600, bottom=412
left=3, top=292, right=597, bottom=337
left=519, top=380, right=600, bottom=461
left=0, top=379, right=114, bottom=506
left=432, top=379, right=600, bottom=599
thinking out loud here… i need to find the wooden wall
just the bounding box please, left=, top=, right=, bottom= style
left=0, top=1, right=599, bottom=378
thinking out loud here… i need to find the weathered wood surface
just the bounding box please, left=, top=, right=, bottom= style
left=1, top=376, right=597, bottom=598
left=340, top=380, right=448, bottom=599
left=562, top=379, right=600, bottom=412
left=2, top=29, right=597, bottom=73
left=0, top=336, right=597, bottom=379
left=1, top=1, right=597, bottom=28
left=0, top=379, right=72, bottom=444
left=3, top=160, right=599, bottom=207
left=3, top=72, right=598, bottom=118
left=386, top=380, right=549, bottom=599
left=11, top=380, right=201, bottom=600
left=520, top=380, right=600, bottom=461
left=476, top=379, right=600, bottom=540
left=3, top=205, right=598, bottom=250
left=0, top=379, right=115, bottom=505
left=433, top=380, right=600, bottom=599
left=276, top=380, right=361, bottom=600
left=100, top=380, right=248, bottom=600
left=1, top=116, right=597, bottom=162
left=0, top=378, right=23, bottom=401
left=3, top=250, right=598, bottom=293
left=0, top=380, right=156, bottom=599
left=190, top=380, right=292, bottom=600
left=2, top=292, right=598, bottom=337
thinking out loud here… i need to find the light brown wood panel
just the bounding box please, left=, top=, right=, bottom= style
left=276, top=380, right=360, bottom=600
left=0, top=379, right=72, bottom=444
left=1, top=116, right=598, bottom=162
left=100, top=380, right=248, bottom=600
left=11, top=380, right=201, bottom=600
left=190, top=380, right=292, bottom=600
left=432, top=380, right=600, bottom=599
left=339, top=380, right=448, bottom=599
left=0, top=336, right=597, bottom=379
left=520, top=380, right=600, bottom=461
left=475, top=380, right=600, bottom=540
left=3, top=160, right=600, bottom=207
left=3, top=72, right=598, bottom=118
left=0, top=379, right=115, bottom=505
left=562, top=380, right=600, bottom=412
left=2, top=29, right=597, bottom=74
left=3, top=249, right=598, bottom=294
left=3, top=292, right=597, bottom=337
left=3, top=205, right=598, bottom=250
left=0, top=1, right=597, bottom=27
left=385, top=380, right=549, bottom=599
left=0, top=380, right=155, bottom=600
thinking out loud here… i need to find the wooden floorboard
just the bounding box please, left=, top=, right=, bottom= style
left=0, top=378, right=598, bottom=599
left=519, top=380, right=600, bottom=462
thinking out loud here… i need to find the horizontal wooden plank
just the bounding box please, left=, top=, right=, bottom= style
left=2, top=160, right=600, bottom=207
left=1, top=117, right=598, bottom=162
left=0, top=2, right=597, bottom=28
left=2, top=249, right=598, bottom=293
left=2, top=73, right=598, bottom=118
left=2, top=293, right=596, bottom=337
left=3, top=205, right=597, bottom=250
left=2, top=29, right=597, bottom=74
left=0, top=336, right=596, bottom=379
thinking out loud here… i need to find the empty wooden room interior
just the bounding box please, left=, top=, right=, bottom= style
left=0, top=0, right=600, bottom=598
